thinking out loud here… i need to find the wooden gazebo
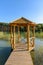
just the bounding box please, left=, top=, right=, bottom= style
left=9, top=17, right=36, bottom=51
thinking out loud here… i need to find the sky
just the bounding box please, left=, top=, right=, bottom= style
left=0, top=0, right=43, bottom=23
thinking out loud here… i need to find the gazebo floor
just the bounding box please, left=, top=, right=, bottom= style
left=14, top=43, right=34, bottom=51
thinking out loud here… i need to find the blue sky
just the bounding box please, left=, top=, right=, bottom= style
left=0, top=0, right=43, bottom=23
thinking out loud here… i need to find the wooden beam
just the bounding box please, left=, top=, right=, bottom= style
left=13, top=26, right=15, bottom=49
left=32, top=26, right=35, bottom=47
left=27, top=25, right=30, bottom=50
left=10, top=26, right=13, bottom=49
left=18, top=26, right=20, bottom=42
left=9, top=22, right=36, bottom=27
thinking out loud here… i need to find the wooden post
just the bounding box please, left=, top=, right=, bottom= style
left=32, top=26, right=35, bottom=47
left=27, top=25, right=30, bottom=50
left=13, top=26, right=15, bottom=49
left=10, top=26, right=13, bottom=49
left=18, top=26, right=20, bottom=42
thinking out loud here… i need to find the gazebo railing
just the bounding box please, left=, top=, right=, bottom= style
left=29, top=37, right=35, bottom=47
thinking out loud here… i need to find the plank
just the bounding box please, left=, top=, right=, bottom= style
left=5, top=50, right=33, bottom=65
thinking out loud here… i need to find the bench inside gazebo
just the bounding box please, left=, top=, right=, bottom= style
left=9, top=17, right=36, bottom=51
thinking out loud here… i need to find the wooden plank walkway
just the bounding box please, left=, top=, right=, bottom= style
left=5, top=50, right=33, bottom=65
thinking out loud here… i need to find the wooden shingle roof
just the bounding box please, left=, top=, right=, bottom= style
left=9, top=17, right=36, bottom=26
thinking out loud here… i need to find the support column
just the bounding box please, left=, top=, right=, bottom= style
left=18, top=26, right=20, bottom=42
left=32, top=26, right=35, bottom=47
left=27, top=25, right=30, bottom=50
left=10, top=26, right=13, bottom=49
left=13, top=26, right=15, bottom=49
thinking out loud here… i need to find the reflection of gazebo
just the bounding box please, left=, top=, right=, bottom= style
left=9, top=17, right=36, bottom=51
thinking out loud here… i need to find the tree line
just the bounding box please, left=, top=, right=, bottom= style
left=35, top=24, right=43, bottom=33
left=0, top=22, right=43, bottom=33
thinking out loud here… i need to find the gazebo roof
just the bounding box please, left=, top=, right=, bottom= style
left=9, top=17, right=36, bottom=26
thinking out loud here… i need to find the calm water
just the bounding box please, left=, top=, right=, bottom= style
left=0, top=40, right=12, bottom=65
left=0, top=39, right=43, bottom=65
left=31, top=38, right=43, bottom=65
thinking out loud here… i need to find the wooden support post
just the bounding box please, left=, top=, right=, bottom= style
left=10, top=26, right=13, bottom=49
left=27, top=25, right=30, bottom=50
left=33, top=26, right=35, bottom=47
left=18, top=26, right=20, bottom=42
left=13, top=26, right=15, bottom=49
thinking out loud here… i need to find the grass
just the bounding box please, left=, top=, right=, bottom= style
left=0, top=31, right=43, bottom=41
left=0, top=32, right=10, bottom=41
left=35, top=32, right=43, bottom=38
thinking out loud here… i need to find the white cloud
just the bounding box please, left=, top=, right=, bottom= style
left=33, top=16, right=43, bottom=23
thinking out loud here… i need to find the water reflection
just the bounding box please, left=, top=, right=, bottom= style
left=31, top=38, right=43, bottom=65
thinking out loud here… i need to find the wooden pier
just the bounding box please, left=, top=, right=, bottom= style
left=5, top=50, right=33, bottom=65
left=5, top=17, right=36, bottom=65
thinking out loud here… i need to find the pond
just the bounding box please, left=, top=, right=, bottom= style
left=0, top=40, right=12, bottom=65
left=31, top=38, right=43, bottom=65
left=0, top=38, right=43, bottom=65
